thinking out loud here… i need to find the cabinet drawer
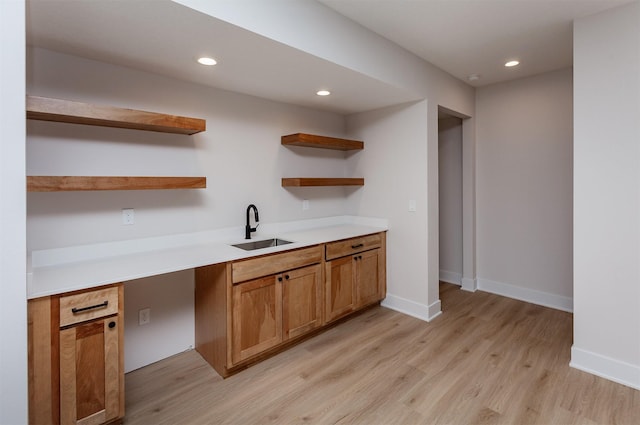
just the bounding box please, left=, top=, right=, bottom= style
left=325, top=233, right=382, bottom=260
left=232, top=245, right=323, bottom=284
left=59, top=286, right=119, bottom=327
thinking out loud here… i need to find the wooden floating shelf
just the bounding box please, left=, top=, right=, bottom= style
left=282, top=178, right=364, bottom=187
left=281, top=133, right=363, bottom=151
left=26, top=96, right=206, bottom=135
left=27, top=176, right=207, bottom=192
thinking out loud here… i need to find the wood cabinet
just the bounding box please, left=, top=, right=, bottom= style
left=231, top=274, right=282, bottom=364
left=195, top=232, right=386, bottom=378
left=325, top=255, right=355, bottom=322
left=231, top=262, right=323, bottom=363
left=28, top=284, right=124, bottom=425
left=26, top=95, right=207, bottom=192
left=282, top=264, right=322, bottom=340
left=196, top=246, right=324, bottom=376
left=325, top=233, right=386, bottom=323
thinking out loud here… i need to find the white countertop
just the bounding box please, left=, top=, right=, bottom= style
left=27, top=216, right=388, bottom=299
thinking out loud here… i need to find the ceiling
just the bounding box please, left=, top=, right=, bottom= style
left=25, top=0, right=420, bottom=115
left=319, top=0, right=635, bottom=87
left=26, top=0, right=633, bottom=114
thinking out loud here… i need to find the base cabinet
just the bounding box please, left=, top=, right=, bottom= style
left=282, top=264, right=322, bottom=340
left=195, top=232, right=386, bottom=378
left=325, top=255, right=355, bottom=322
left=28, top=284, right=124, bottom=425
left=325, top=233, right=386, bottom=324
left=231, top=275, right=283, bottom=364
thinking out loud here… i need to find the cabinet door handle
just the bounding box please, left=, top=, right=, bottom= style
left=71, top=300, right=108, bottom=314
left=108, top=321, right=116, bottom=329
left=278, top=276, right=283, bottom=282
left=285, top=275, right=290, bottom=280
left=351, top=243, right=364, bottom=249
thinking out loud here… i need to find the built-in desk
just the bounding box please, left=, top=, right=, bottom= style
left=27, top=216, right=388, bottom=425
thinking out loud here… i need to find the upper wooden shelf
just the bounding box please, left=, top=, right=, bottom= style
left=282, top=178, right=364, bottom=187
left=26, top=96, right=206, bottom=135
left=27, top=176, right=207, bottom=192
left=281, top=133, right=363, bottom=151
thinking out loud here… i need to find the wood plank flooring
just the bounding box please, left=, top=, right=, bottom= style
left=124, top=283, right=640, bottom=424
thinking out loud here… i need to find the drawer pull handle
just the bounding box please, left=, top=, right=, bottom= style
left=71, top=300, right=108, bottom=314
left=351, top=243, right=364, bottom=249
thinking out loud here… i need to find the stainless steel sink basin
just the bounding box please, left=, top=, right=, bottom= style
left=231, top=238, right=293, bottom=251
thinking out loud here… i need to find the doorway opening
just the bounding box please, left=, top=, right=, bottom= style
left=436, top=105, right=475, bottom=304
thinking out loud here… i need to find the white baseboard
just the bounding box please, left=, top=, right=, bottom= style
left=477, top=278, right=573, bottom=313
left=381, top=293, right=441, bottom=322
left=570, top=346, right=640, bottom=390
left=439, top=269, right=462, bottom=285
left=461, top=277, right=477, bottom=292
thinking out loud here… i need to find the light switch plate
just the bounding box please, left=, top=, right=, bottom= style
left=409, top=200, right=417, bottom=212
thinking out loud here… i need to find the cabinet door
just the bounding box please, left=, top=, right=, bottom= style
left=59, top=317, right=120, bottom=425
left=355, top=249, right=381, bottom=308
left=282, top=264, right=322, bottom=340
left=232, top=275, right=282, bottom=364
left=325, top=255, right=355, bottom=323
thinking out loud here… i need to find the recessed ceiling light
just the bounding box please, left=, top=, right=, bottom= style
left=316, top=90, right=331, bottom=96
left=197, top=57, right=217, bottom=66
left=505, top=60, right=520, bottom=67
left=467, top=74, right=481, bottom=81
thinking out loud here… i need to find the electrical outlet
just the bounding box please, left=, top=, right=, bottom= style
left=302, top=199, right=310, bottom=210
left=409, top=200, right=417, bottom=212
left=138, top=308, right=150, bottom=325
left=122, top=208, right=135, bottom=225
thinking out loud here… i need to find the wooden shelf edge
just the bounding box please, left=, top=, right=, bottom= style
left=26, top=96, right=206, bottom=135
left=27, top=176, right=207, bottom=192
left=281, top=178, right=364, bottom=187
left=281, top=133, right=363, bottom=151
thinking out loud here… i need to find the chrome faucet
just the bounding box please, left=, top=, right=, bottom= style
left=245, top=204, right=259, bottom=239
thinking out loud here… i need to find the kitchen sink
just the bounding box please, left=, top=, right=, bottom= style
left=231, top=238, right=293, bottom=251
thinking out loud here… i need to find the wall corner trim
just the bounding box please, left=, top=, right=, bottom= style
left=381, top=293, right=441, bottom=322
left=461, top=277, right=477, bottom=292
left=477, top=278, right=573, bottom=312
left=439, top=269, right=462, bottom=285
left=570, top=346, right=640, bottom=390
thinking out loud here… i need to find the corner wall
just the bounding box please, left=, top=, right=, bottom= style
left=346, top=101, right=434, bottom=319
left=475, top=68, right=574, bottom=311
left=0, top=1, right=27, bottom=423
left=572, top=1, right=640, bottom=389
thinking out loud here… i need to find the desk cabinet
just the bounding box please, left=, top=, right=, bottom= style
left=28, top=284, right=124, bottom=425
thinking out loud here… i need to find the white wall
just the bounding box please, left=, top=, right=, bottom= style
left=27, top=48, right=350, bottom=250
left=0, top=1, right=27, bottom=423
left=124, top=270, right=194, bottom=372
left=177, top=0, right=476, bottom=320
left=27, top=48, right=350, bottom=369
left=438, top=117, right=463, bottom=284
left=475, top=68, right=573, bottom=311
left=572, top=1, right=640, bottom=389
left=346, top=101, right=434, bottom=319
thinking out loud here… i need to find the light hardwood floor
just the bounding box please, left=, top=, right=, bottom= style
left=124, top=283, right=639, bottom=424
